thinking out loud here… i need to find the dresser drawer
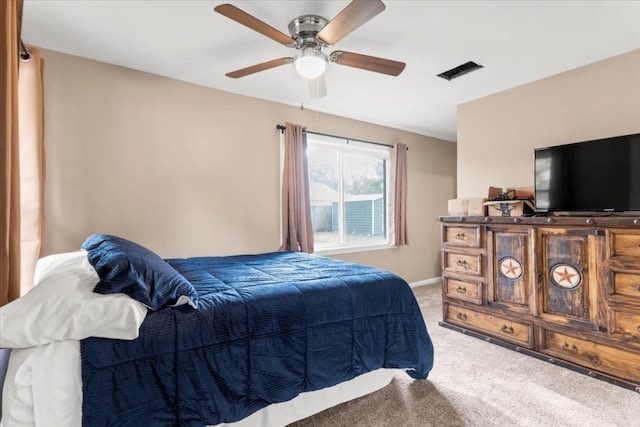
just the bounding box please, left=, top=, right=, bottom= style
left=611, top=271, right=640, bottom=302
left=444, top=276, right=482, bottom=304
left=445, top=303, right=533, bottom=348
left=442, top=225, right=481, bottom=248
left=444, top=251, right=482, bottom=276
left=611, top=310, right=640, bottom=348
left=608, top=230, right=640, bottom=259
left=541, top=329, right=640, bottom=383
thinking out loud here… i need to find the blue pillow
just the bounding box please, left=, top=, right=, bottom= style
left=81, top=234, right=198, bottom=310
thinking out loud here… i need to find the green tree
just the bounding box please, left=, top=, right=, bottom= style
left=309, top=161, right=337, bottom=190
left=345, top=159, right=384, bottom=195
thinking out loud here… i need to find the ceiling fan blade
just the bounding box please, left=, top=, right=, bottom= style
left=308, top=74, right=327, bottom=99
left=226, top=58, right=293, bottom=79
left=317, top=0, right=385, bottom=46
left=330, top=51, right=405, bottom=76
left=214, top=4, right=296, bottom=47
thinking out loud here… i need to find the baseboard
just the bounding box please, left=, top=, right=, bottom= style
left=409, top=277, right=441, bottom=288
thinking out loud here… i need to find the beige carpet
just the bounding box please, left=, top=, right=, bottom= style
left=289, top=284, right=640, bottom=427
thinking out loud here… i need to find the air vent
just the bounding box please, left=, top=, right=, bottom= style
left=437, top=61, right=483, bottom=81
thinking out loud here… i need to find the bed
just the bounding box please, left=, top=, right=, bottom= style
left=0, top=234, right=434, bottom=426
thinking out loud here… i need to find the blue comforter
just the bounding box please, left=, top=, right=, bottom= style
left=80, top=252, right=434, bottom=426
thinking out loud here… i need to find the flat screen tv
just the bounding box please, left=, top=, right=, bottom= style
left=534, top=132, right=640, bottom=213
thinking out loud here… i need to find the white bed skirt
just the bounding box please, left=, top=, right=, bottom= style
left=221, top=368, right=396, bottom=427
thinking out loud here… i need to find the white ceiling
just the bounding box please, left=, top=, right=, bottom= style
left=21, top=0, right=640, bottom=142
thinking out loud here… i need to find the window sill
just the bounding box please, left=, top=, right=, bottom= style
left=313, top=243, right=396, bottom=256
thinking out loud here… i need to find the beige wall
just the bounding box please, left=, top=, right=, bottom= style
left=457, top=49, right=640, bottom=198
left=41, top=49, right=456, bottom=284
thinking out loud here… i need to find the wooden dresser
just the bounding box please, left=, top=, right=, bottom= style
left=438, top=215, right=640, bottom=392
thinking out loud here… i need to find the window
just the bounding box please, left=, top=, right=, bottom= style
left=306, top=132, right=391, bottom=253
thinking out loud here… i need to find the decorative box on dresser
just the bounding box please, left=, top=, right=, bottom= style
left=438, top=215, right=640, bottom=392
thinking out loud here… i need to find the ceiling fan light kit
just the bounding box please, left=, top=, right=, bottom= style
left=293, top=48, right=328, bottom=80
left=214, top=0, right=404, bottom=97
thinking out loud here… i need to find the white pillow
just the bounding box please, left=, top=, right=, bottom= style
left=33, top=250, right=97, bottom=284
left=0, top=252, right=148, bottom=349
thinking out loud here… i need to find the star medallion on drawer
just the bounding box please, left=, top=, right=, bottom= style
left=550, top=264, right=582, bottom=289
left=499, top=256, right=523, bottom=280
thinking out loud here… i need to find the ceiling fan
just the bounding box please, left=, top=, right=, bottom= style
left=214, top=0, right=405, bottom=98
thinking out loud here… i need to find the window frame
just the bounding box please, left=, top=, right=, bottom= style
left=305, top=132, right=394, bottom=255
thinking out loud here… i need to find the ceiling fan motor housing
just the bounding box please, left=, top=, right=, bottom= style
left=288, top=15, right=329, bottom=49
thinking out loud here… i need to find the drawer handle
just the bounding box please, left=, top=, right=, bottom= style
left=455, top=233, right=466, bottom=240
left=501, top=325, right=514, bottom=334
left=456, top=259, right=468, bottom=268
left=636, top=284, right=640, bottom=292
left=637, top=325, right=640, bottom=333
left=456, top=312, right=467, bottom=321
left=562, top=342, right=578, bottom=354
left=456, top=285, right=467, bottom=294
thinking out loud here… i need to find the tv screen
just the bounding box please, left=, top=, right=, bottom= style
left=534, top=133, right=640, bottom=213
